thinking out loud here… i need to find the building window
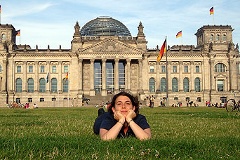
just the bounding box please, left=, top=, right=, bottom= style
left=173, top=66, right=177, bottom=73
left=222, top=34, right=227, bottom=41
left=64, top=65, right=68, bottom=73
left=161, top=66, right=166, bottom=73
left=217, top=80, right=224, bottom=91
left=39, top=78, right=46, bottom=92
left=28, top=98, right=32, bottom=103
left=63, top=79, right=68, bottom=92
left=40, top=66, right=45, bottom=73
left=197, top=97, right=201, bottom=102
left=220, top=97, right=227, bottom=103
left=52, top=98, right=56, bottom=101
left=183, top=77, right=189, bottom=92
left=40, top=98, right=44, bottom=102
left=149, top=77, right=155, bottom=92
left=16, top=78, right=22, bottom=92
left=52, top=65, right=57, bottom=73
left=51, top=78, right=57, bottom=93
left=160, top=77, right=166, bottom=92
left=210, top=34, right=214, bottom=41
left=215, top=63, right=226, bottom=72
left=94, top=61, right=102, bottom=93
left=216, top=34, right=220, bottom=41
left=17, top=66, right=21, bottom=73
left=172, top=78, right=178, bottom=92
left=195, top=66, right=200, bottom=73
left=150, top=66, right=154, bottom=73
left=2, top=33, right=6, bottom=41
left=28, top=66, right=33, bottom=73
left=0, top=65, right=2, bottom=72
left=184, top=66, right=188, bottom=73
left=119, top=61, right=125, bottom=90
left=195, top=77, right=201, bottom=92
left=27, top=78, right=34, bottom=92
left=16, top=98, right=21, bottom=104
left=106, top=62, right=114, bottom=93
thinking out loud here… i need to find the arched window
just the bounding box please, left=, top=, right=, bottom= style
left=27, top=78, right=34, bottom=92
left=149, top=77, right=155, bottom=92
left=172, top=78, right=178, bottom=92
left=183, top=77, right=189, bottom=92
left=160, top=77, right=166, bottom=92
left=39, top=78, right=46, bottom=92
left=1, top=34, right=6, bottom=41
left=222, top=34, right=227, bottom=41
left=216, top=34, right=220, bottom=41
left=195, top=77, right=201, bottom=92
left=16, top=78, right=22, bottom=93
left=215, top=63, right=226, bottom=72
left=63, top=79, right=68, bottom=92
left=210, top=34, right=214, bottom=41
left=51, top=78, right=57, bottom=93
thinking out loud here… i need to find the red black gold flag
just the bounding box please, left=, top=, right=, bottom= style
left=157, top=39, right=167, bottom=62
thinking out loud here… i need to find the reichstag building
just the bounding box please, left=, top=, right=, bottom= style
left=0, top=16, right=239, bottom=107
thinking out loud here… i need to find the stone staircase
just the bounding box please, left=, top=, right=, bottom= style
left=84, top=94, right=114, bottom=106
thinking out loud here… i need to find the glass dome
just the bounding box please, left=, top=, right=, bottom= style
left=80, top=16, right=131, bottom=36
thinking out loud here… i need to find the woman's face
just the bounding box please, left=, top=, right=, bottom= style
left=112, top=95, right=135, bottom=116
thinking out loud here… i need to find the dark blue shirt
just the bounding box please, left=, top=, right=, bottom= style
left=93, top=112, right=150, bottom=138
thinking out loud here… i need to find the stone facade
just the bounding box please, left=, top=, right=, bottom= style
left=0, top=17, right=239, bottom=107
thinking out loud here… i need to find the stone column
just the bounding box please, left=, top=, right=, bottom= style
left=90, top=59, right=95, bottom=96
left=210, top=60, right=215, bottom=92
left=179, top=61, right=183, bottom=92
left=190, top=61, right=194, bottom=92
left=34, top=61, right=39, bottom=92
left=46, top=61, right=50, bottom=92
left=102, top=58, right=107, bottom=96
left=58, top=61, right=62, bottom=92
left=78, top=59, right=83, bottom=93
left=23, top=61, right=27, bottom=92
left=126, top=59, right=131, bottom=90
left=156, top=61, right=160, bottom=92
left=2, top=60, right=7, bottom=92
left=114, top=58, right=119, bottom=93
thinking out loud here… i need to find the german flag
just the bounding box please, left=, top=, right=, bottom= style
left=210, top=7, right=214, bottom=15
left=16, top=30, right=20, bottom=36
left=157, top=39, right=167, bottom=62
left=176, top=30, right=182, bottom=38
left=65, top=72, right=68, bottom=79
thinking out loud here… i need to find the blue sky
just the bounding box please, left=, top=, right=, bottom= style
left=1, top=0, right=239, bottom=49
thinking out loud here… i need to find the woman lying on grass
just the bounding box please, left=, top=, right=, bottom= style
left=93, top=91, right=151, bottom=141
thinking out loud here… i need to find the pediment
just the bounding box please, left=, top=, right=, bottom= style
left=81, top=38, right=142, bottom=54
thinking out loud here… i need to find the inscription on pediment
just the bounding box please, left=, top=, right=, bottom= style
left=83, top=39, right=138, bottom=53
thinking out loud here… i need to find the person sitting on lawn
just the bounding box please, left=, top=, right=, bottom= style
left=93, top=91, right=151, bottom=141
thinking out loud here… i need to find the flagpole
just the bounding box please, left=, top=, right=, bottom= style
left=165, top=36, right=169, bottom=107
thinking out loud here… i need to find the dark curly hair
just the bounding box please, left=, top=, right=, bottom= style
left=107, top=91, right=139, bottom=114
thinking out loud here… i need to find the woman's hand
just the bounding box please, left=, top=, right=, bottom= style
left=126, top=109, right=136, bottom=123
left=113, top=110, right=125, bottom=124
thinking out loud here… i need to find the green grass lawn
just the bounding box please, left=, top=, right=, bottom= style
left=0, top=106, right=239, bottom=159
